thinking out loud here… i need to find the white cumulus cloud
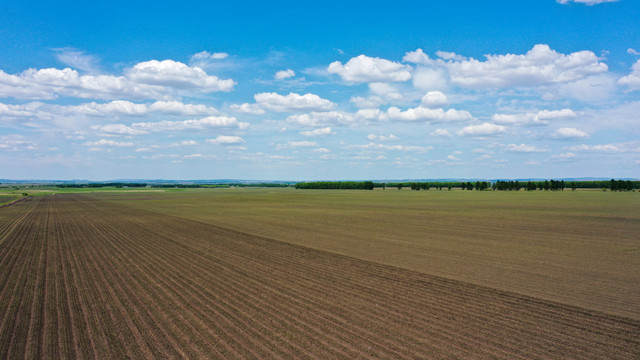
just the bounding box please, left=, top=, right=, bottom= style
left=355, top=108, right=382, bottom=120
left=618, top=60, right=640, bottom=91
left=92, top=124, right=148, bottom=135
left=565, top=144, right=621, bottom=152
left=383, top=106, right=472, bottom=123
left=131, top=116, right=248, bottom=131
left=275, top=69, right=295, bottom=80
left=148, top=101, right=218, bottom=116
left=300, top=127, right=334, bottom=137
left=557, top=0, right=618, bottom=5
left=230, top=103, right=266, bottom=114
left=190, top=51, right=229, bottom=60
left=126, top=59, right=235, bottom=92
left=421, top=91, right=448, bottom=108
left=403, top=49, right=435, bottom=65
left=505, top=143, right=550, bottom=153
left=84, top=139, right=134, bottom=147
left=445, top=44, right=607, bottom=88
left=492, top=108, right=576, bottom=126
left=206, top=135, right=245, bottom=145
left=435, top=50, right=467, bottom=61
left=328, top=55, right=412, bottom=83
left=253, top=92, right=335, bottom=112
left=551, top=127, right=590, bottom=139
left=367, top=133, right=399, bottom=141
left=352, top=142, right=432, bottom=153
left=276, top=141, right=319, bottom=150
left=286, top=111, right=355, bottom=127
left=457, top=123, right=506, bottom=136
left=69, top=100, right=148, bottom=116
left=170, top=140, right=198, bottom=147
left=0, top=59, right=235, bottom=100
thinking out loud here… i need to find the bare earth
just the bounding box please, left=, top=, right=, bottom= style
left=96, top=189, right=640, bottom=320
left=1, top=194, right=638, bottom=359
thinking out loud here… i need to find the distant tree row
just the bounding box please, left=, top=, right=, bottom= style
left=231, top=183, right=292, bottom=188
left=294, top=181, right=375, bottom=190
left=486, top=179, right=639, bottom=191
left=306, top=179, right=640, bottom=191
left=151, top=183, right=291, bottom=188
left=461, top=181, right=490, bottom=191
left=380, top=182, right=493, bottom=191
left=562, top=180, right=638, bottom=190
left=606, top=179, right=636, bottom=191
left=55, top=182, right=147, bottom=188
left=491, top=179, right=638, bottom=191
left=43, top=179, right=640, bottom=192
left=383, top=182, right=462, bottom=190
left=53, top=182, right=293, bottom=189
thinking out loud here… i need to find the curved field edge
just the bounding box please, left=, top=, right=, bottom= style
left=0, top=195, right=23, bottom=207
left=1, top=194, right=639, bottom=359
left=92, top=188, right=640, bottom=320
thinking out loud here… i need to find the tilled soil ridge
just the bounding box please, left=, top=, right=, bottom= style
left=1, top=194, right=638, bottom=359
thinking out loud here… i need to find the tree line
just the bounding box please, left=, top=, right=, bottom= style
left=55, top=183, right=147, bottom=188
left=294, top=180, right=638, bottom=191
left=53, top=183, right=292, bottom=189
left=294, top=181, right=375, bottom=190
left=379, top=182, right=489, bottom=191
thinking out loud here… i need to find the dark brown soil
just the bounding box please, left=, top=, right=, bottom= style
left=1, top=194, right=638, bottom=359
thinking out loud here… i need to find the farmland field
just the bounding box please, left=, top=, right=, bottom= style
left=0, top=195, right=19, bottom=205
left=95, top=188, right=640, bottom=320
left=1, top=191, right=639, bottom=358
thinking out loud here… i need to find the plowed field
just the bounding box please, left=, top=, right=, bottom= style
left=1, top=194, right=639, bottom=359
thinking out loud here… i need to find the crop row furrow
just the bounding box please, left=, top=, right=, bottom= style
left=78, top=206, right=349, bottom=359
left=97, top=209, right=484, bottom=359
left=98, top=212, right=433, bottom=358
left=95, top=204, right=620, bottom=358
left=131, top=204, right=640, bottom=358
left=0, top=197, right=45, bottom=359
left=131, top=218, right=575, bottom=358
left=68, top=200, right=274, bottom=359
left=22, top=200, right=48, bottom=360
left=82, top=220, right=220, bottom=359
left=218, top=233, right=639, bottom=356
left=60, top=206, right=131, bottom=359
left=73, top=197, right=387, bottom=359
left=0, top=199, right=41, bottom=294
left=3, top=194, right=639, bottom=359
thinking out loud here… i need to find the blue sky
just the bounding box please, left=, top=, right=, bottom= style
left=1, top=0, right=639, bottom=180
